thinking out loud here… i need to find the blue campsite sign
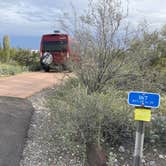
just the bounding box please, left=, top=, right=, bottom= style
left=128, top=91, right=160, bottom=108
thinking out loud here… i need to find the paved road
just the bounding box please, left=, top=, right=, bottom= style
left=0, top=72, right=69, bottom=98
left=0, top=72, right=71, bottom=166
left=0, top=97, right=33, bottom=166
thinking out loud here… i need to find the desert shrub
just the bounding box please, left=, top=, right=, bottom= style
left=0, top=63, right=27, bottom=76
left=145, top=95, right=166, bottom=148
left=0, top=46, right=40, bottom=72
left=27, top=52, right=41, bottom=71
left=11, top=49, right=40, bottom=71
left=47, top=78, right=134, bottom=160
left=137, top=95, right=166, bottom=148
left=159, top=95, right=166, bottom=115
left=151, top=115, right=166, bottom=148
left=145, top=114, right=166, bottom=148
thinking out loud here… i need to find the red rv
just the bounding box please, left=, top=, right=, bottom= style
left=40, top=32, right=79, bottom=72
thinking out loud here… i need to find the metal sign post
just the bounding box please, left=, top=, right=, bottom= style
left=128, top=91, right=160, bottom=166
left=133, top=121, right=145, bottom=166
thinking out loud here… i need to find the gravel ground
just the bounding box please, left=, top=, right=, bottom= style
left=20, top=88, right=82, bottom=166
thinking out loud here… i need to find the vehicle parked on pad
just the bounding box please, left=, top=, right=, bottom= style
left=40, top=31, right=79, bottom=72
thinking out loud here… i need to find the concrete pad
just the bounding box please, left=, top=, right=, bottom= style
left=0, top=97, right=34, bottom=166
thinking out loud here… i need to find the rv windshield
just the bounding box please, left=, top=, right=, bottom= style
left=42, top=40, right=67, bottom=52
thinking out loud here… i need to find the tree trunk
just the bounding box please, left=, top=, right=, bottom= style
left=86, top=143, right=107, bottom=166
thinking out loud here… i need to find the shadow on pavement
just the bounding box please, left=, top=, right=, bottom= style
left=0, top=97, right=34, bottom=166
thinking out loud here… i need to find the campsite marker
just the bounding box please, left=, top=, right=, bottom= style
left=128, top=91, right=160, bottom=166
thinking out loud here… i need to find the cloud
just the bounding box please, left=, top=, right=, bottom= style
left=0, top=0, right=166, bottom=37
left=0, top=0, right=90, bottom=36
left=127, top=0, right=166, bottom=29
left=0, top=0, right=65, bottom=36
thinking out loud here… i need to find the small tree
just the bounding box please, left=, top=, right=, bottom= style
left=60, top=0, right=129, bottom=94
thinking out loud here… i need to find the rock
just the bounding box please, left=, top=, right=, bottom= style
left=159, top=154, right=164, bottom=159
left=148, top=161, right=157, bottom=166
left=153, top=149, right=157, bottom=152
left=150, top=139, right=155, bottom=143
left=120, top=156, right=124, bottom=160
left=114, top=159, right=118, bottom=162
left=114, top=162, right=119, bottom=166
left=126, top=150, right=130, bottom=154
left=142, top=159, right=146, bottom=163
left=119, top=146, right=125, bottom=153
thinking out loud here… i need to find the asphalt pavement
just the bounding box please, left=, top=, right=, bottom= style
left=0, top=97, right=34, bottom=166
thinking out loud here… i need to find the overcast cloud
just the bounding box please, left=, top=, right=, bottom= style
left=0, top=0, right=166, bottom=36
left=128, top=0, right=166, bottom=28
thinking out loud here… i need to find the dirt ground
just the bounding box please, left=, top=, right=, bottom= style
left=0, top=71, right=72, bottom=98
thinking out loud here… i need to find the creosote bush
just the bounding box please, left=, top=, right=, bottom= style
left=47, top=78, right=134, bottom=160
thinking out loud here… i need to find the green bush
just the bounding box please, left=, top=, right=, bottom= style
left=138, top=96, right=166, bottom=148
left=47, top=79, right=134, bottom=157
left=0, top=63, right=27, bottom=76
left=160, top=96, right=166, bottom=115
left=0, top=46, right=41, bottom=72
left=11, top=49, right=40, bottom=71
left=145, top=114, right=166, bottom=148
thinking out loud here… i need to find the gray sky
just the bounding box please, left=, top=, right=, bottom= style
left=0, top=0, right=166, bottom=36
left=128, top=0, right=166, bottom=28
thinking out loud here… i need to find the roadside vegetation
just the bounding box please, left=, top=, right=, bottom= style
left=0, top=35, right=40, bottom=77
left=44, top=0, right=166, bottom=165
